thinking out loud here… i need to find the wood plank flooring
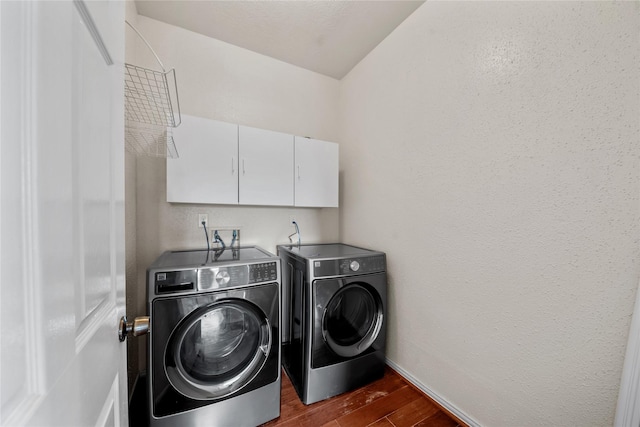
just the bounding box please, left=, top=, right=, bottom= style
left=261, top=367, right=463, bottom=427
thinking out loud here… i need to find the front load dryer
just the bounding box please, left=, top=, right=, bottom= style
left=277, top=243, right=387, bottom=405
left=147, top=246, right=281, bottom=426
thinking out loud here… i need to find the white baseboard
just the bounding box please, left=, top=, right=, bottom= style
left=385, top=359, right=480, bottom=427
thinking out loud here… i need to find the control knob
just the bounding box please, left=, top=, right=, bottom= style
left=349, top=260, right=360, bottom=272
left=216, top=269, right=231, bottom=286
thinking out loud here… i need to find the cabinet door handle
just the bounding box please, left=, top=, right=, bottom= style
left=231, top=157, right=235, bottom=175
left=297, top=165, right=300, bottom=180
left=243, top=159, right=246, bottom=175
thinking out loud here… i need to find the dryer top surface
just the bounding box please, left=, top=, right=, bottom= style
left=277, top=243, right=384, bottom=260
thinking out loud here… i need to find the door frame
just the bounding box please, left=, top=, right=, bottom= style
left=615, top=280, right=640, bottom=427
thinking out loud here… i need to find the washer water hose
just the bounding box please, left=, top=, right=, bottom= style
left=288, top=221, right=301, bottom=246
left=214, top=230, right=226, bottom=249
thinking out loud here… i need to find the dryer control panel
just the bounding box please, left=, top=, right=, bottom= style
left=313, top=255, right=386, bottom=277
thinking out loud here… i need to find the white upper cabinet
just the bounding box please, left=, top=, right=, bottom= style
left=239, top=125, right=294, bottom=206
left=167, top=115, right=239, bottom=204
left=167, top=116, right=338, bottom=207
left=294, top=136, right=339, bottom=207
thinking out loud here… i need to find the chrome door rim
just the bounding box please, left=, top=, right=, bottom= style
left=164, top=299, right=271, bottom=400
left=321, top=283, right=383, bottom=358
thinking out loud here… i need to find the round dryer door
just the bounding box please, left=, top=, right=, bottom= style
left=322, top=283, right=383, bottom=358
left=165, top=299, right=271, bottom=400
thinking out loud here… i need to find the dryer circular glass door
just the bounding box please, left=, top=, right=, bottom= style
left=322, top=283, right=383, bottom=358
left=165, top=299, right=271, bottom=400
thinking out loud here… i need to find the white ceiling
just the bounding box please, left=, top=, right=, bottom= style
left=134, top=0, right=424, bottom=80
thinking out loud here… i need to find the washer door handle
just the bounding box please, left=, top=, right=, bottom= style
left=119, top=316, right=150, bottom=342
left=259, top=323, right=271, bottom=355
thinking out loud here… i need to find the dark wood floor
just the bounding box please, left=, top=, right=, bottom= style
left=261, top=367, right=463, bottom=427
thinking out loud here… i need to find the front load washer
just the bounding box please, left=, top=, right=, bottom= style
left=147, top=246, right=281, bottom=426
left=277, top=243, right=387, bottom=405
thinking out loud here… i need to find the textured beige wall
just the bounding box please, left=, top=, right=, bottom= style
left=125, top=15, right=340, bottom=381
left=339, top=2, right=639, bottom=426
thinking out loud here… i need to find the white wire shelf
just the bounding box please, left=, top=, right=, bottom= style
left=124, top=21, right=181, bottom=159
left=125, top=64, right=180, bottom=128
left=125, top=122, right=179, bottom=158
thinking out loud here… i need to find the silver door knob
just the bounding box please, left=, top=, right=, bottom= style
left=119, top=316, right=150, bottom=342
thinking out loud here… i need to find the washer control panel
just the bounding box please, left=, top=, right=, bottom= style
left=249, top=262, right=278, bottom=284
left=197, top=267, right=247, bottom=291
left=155, top=270, right=197, bottom=294
left=148, top=247, right=279, bottom=298
left=195, top=261, right=279, bottom=291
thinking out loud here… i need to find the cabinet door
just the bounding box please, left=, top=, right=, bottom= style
left=167, top=115, right=238, bottom=204
left=239, top=125, right=294, bottom=206
left=294, top=137, right=339, bottom=207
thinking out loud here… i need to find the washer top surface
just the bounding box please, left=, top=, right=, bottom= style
left=278, top=243, right=383, bottom=260
left=150, top=246, right=276, bottom=269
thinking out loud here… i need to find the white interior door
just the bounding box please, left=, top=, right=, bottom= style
left=1, top=1, right=127, bottom=426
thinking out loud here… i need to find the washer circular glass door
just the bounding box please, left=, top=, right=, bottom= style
left=322, top=283, right=383, bottom=358
left=165, top=299, right=271, bottom=400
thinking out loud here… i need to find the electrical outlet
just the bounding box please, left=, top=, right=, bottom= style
left=198, top=214, right=208, bottom=228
